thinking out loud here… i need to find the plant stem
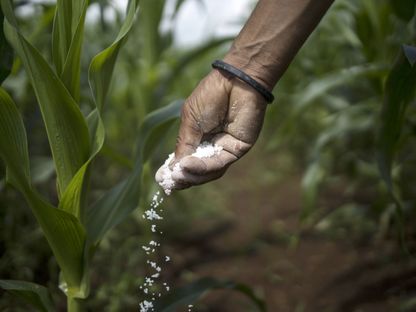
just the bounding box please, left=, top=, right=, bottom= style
left=68, top=297, right=86, bottom=312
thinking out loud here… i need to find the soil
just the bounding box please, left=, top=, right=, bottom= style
left=163, top=146, right=416, bottom=312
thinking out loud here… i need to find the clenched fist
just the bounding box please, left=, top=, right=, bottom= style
left=155, top=69, right=267, bottom=190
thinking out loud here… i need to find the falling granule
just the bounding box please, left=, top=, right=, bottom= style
left=139, top=300, right=153, bottom=312
left=139, top=191, right=175, bottom=311
left=141, top=174, right=207, bottom=310
left=143, top=208, right=163, bottom=220
left=157, top=142, right=223, bottom=195
left=148, top=261, right=157, bottom=269
left=145, top=277, right=154, bottom=287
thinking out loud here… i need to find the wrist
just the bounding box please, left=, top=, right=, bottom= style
left=223, top=48, right=277, bottom=91
left=212, top=60, right=274, bottom=103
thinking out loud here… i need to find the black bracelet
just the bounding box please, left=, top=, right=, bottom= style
left=212, top=60, right=274, bottom=104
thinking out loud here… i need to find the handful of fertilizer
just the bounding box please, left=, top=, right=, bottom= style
left=157, top=142, right=223, bottom=195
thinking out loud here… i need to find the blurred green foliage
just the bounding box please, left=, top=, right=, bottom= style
left=267, top=0, right=416, bottom=233
left=1, top=0, right=416, bottom=311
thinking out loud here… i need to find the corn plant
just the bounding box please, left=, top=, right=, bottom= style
left=263, top=0, right=416, bottom=241
left=0, top=0, right=183, bottom=310
left=0, top=1, right=268, bottom=311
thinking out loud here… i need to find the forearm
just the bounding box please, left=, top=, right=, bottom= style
left=224, top=0, right=335, bottom=90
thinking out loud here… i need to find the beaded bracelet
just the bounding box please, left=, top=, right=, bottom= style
left=212, top=60, right=274, bottom=104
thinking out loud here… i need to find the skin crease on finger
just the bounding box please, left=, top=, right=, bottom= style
left=180, top=149, right=238, bottom=175
left=168, top=72, right=267, bottom=189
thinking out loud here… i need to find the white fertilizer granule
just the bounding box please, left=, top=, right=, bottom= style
left=158, top=142, right=223, bottom=195
left=139, top=300, right=153, bottom=312
left=192, top=141, right=223, bottom=158
left=139, top=191, right=170, bottom=312
left=141, top=144, right=221, bottom=311
left=158, top=153, right=180, bottom=195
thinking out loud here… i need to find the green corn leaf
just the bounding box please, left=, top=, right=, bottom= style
left=296, top=64, right=385, bottom=111
left=52, top=0, right=87, bottom=73
left=0, top=6, right=13, bottom=84
left=52, top=0, right=73, bottom=74
left=156, top=37, right=233, bottom=98
left=273, top=64, right=385, bottom=143
left=24, top=192, right=88, bottom=298
left=301, top=161, right=325, bottom=220
left=57, top=108, right=104, bottom=222
left=31, top=156, right=55, bottom=185
left=61, top=0, right=140, bottom=231
left=86, top=99, right=182, bottom=243
left=0, top=87, right=87, bottom=298
left=1, top=0, right=90, bottom=197
left=81, top=0, right=140, bottom=243
left=300, top=103, right=375, bottom=218
left=88, top=0, right=140, bottom=111
left=87, top=0, right=140, bottom=138
left=376, top=46, right=416, bottom=192
left=101, top=143, right=133, bottom=169
left=0, top=87, right=30, bottom=190
left=58, top=117, right=104, bottom=222
left=153, top=277, right=266, bottom=312
left=376, top=45, right=416, bottom=251
left=139, top=0, right=165, bottom=65
left=0, top=280, right=54, bottom=312
left=390, top=0, right=416, bottom=22
left=53, top=0, right=89, bottom=100
left=137, top=99, right=182, bottom=161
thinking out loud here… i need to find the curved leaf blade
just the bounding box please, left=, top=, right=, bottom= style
left=1, top=0, right=90, bottom=197
left=376, top=45, right=416, bottom=252
left=0, top=7, right=13, bottom=84
left=52, top=0, right=73, bottom=74
left=86, top=100, right=182, bottom=243
left=52, top=0, right=87, bottom=74
left=139, top=0, right=165, bottom=65
left=0, top=87, right=30, bottom=190
left=296, top=64, right=385, bottom=110
left=53, top=0, right=89, bottom=100
left=88, top=0, right=140, bottom=110
left=376, top=46, right=416, bottom=191
left=0, top=87, right=87, bottom=297
left=0, top=280, right=54, bottom=312
left=59, top=116, right=104, bottom=221
left=154, top=277, right=266, bottom=312
left=27, top=193, right=88, bottom=298
left=138, top=99, right=182, bottom=161
left=156, top=36, right=233, bottom=98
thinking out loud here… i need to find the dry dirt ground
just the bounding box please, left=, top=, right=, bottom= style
left=163, top=148, right=416, bottom=312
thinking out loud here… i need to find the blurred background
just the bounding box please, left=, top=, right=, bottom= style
left=1, top=0, right=416, bottom=311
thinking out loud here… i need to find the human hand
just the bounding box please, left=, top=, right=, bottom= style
left=155, top=68, right=267, bottom=191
